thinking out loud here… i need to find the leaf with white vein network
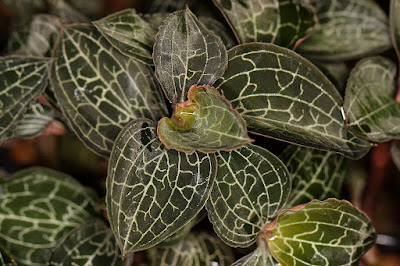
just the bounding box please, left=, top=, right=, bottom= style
left=212, top=0, right=316, bottom=48
left=215, top=43, right=371, bottom=159
left=51, top=24, right=167, bottom=157
left=7, top=15, right=62, bottom=57
left=298, top=0, right=391, bottom=60
left=94, top=9, right=157, bottom=65
left=107, top=119, right=217, bottom=255
left=264, top=199, right=376, bottom=266
left=48, top=219, right=131, bottom=266
left=158, top=85, right=252, bottom=153
left=0, top=56, right=51, bottom=143
left=153, top=7, right=228, bottom=103
left=391, top=141, right=400, bottom=171
left=206, top=144, right=290, bottom=247
left=344, top=56, right=400, bottom=142
left=151, top=232, right=234, bottom=266
left=0, top=168, right=98, bottom=266
left=280, top=145, right=348, bottom=208
left=232, top=241, right=279, bottom=266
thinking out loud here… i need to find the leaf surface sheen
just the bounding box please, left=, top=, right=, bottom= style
left=206, top=144, right=290, bottom=247
left=107, top=119, right=217, bottom=255
left=51, top=24, right=167, bottom=156
left=158, top=85, right=252, bottom=153
left=215, top=43, right=371, bottom=159
left=0, top=56, right=51, bottom=143
left=265, top=199, right=376, bottom=266
left=153, top=7, right=228, bottom=103
left=0, top=168, right=98, bottom=266
left=343, top=56, right=400, bottom=142
left=213, top=0, right=316, bottom=48
left=298, top=0, right=391, bottom=60
left=280, top=145, right=348, bottom=208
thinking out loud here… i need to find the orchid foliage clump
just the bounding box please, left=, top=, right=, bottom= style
left=1, top=0, right=399, bottom=265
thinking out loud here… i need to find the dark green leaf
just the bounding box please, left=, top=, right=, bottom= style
left=264, top=199, right=376, bottom=265
left=0, top=56, right=51, bottom=143
left=151, top=232, right=234, bottom=266
left=344, top=56, right=400, bottom=142
left=280, top=145, right=348, bottom=208
left=232, top=241, right=279, bottom=266
left=312, top=60, right=349, bottom=96
left=48, top=219, right=131, bottom=266
left=107, top=119, right=217, bottom=255
left=0, top=168, right=98, bottom=266
left=94, top=9, right=157, bottom=65
left=298, top=0, right=391, bottom=60
left=206, top=144, right=290, bottom=247
left=51, top=24, right=167, bottom=156
left=215, top=43, right=371, bottom=159
left=158, top=85, right=252, bottom=153
left=154, top=7, right=228, bottom=103
left=213, top=0, right=316, bottom=48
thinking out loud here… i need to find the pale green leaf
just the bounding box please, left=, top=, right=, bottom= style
left=344, top=56, right=400, bottom=142
left=298, top=0, right=391, bottom=60
left=206, top=144, right=290, bottom=247
left=154, top=7, right=228, bottom=103
left=48, top=219, right=131, bottom=266
left=151, top=232, right=234, bottom=266
left=280, top=145, right=348, bottom=208
left=391, top=141, right=400, bottom=171
left=93, top=9, right=157, bottom=65
left=215, top=43, right=371, bottom=159
left=232, top=241, right=279, bottom=266
left=51, top=24, right=167, bottom=157
left=107, top=119, right=217, bottom=254
left=0, top=56, right=51, bottom=143
left=158, top=85, right=252, bottom=153
left=49, top=0, right=89, bottom=23
left=265, top=199, right=376, bottom=266
left=7, top=15, right=62, bottom=56
left=213, top=0, right=316, bottom=48
left=0, top=168, right=98, bottom=266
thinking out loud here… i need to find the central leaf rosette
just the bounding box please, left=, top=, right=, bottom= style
left=158, top=85, right=252, bottom=153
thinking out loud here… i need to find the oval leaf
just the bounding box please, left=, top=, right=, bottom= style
left=344, top=56, right=400, bottom=142
left=213, top=0, right=316, bottom=48
left=0, top=56, right=51, bottom=143
left=48, top=219, right=131, bottom=266
left=158, top=85, right=252, bottom=153
left=206, top=144, right=290, bottom=247
left=0, top=168, right=98, bottom=266
left=264, top=199, right=376, bottom=265
left=154, top=7, right=228, bottom=103
left=94, top=9, right=157, bottom=65
left=151, top=232, right=234, bottom=266
left=215, top=43, right=371, bottom=159
left=298, top=0, right=391, bottom=60
left=232, top=241, right=279, bottom=266
left=280, top=145, right=348, bottom=208
left=107, top=119, right=217, bottom=254
left=51, top=24, right=167, bottom=156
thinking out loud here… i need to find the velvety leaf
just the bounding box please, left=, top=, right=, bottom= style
left=107, top=119, right=217, bottom=254
left=215, top=43, right=371, bottom=159
left=151, top=232, right=234, bottom=266
left=199, top=16, right=236, bottom=49
left=0, top=244, right=17, bottom=266
left=154, top=7, right=228, bottom=103
left=0, top=56, right=51, bottom=142
left=158, top=85, right=252, bottom=153
left=93, top=9, right=156, bottom=65
left=264, top=199, right=376, bottom=265
left=212, top=0, right=316, bottom=48
left=8, top=102, right=54, bottom=139
left=298, top=0, right=391, bottom=60
left=0, top=168, right=98, bottom=266
left=7, top=15, right=62, bottom=56
left=344, top=56, right=400, bottom=142
left=391, top=141, right=400, bottom=171
left=2, top=0, right=45, bottom=18
left=51, top=24, right=167, bottom=157
left=49, top=0, right=89, bottom=23
left=280, top=145, right=348, bottom=208
left=206, top=144, right=290, bottom=247
left=232, top=241, right=279, bottom=266
left=48, top=219, right=131, bottom=266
